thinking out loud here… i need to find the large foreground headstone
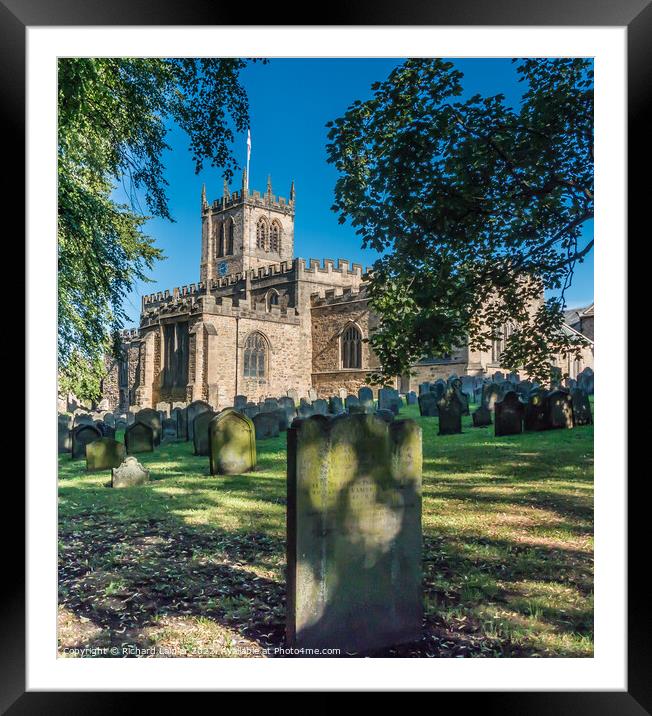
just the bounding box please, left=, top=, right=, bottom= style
left=111, top=456, right=149, bottom=488
left=86, top=438, right=126, bottom=471
left=287, top=414, right=423, bottom=653
left=125, top=422, right=154, bottom=454
left=209, top=409, right=256, bottom=475
left=494, top=391, right=525, bottom=437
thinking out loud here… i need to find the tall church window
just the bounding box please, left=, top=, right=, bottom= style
left=256, top=218, right=268, bottom=250
left=226, top=219, right=234, bottom=255
left=266, top=289, right=280, bottom=310
left=270, top=221, right=281, bottom=253
left=162, top=322, right=189, bottom=388
left=243, top=332, right=268, bottom=379
left=341, top=324, right=362, bottom=369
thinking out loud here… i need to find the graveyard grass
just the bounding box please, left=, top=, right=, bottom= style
left=58, top=404, right=593, bottom=658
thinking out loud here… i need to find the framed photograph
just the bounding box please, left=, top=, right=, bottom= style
left=6, top=0, right=642, bottom=707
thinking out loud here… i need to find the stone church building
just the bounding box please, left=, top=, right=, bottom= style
left=98, top=171, right=594, bottom=413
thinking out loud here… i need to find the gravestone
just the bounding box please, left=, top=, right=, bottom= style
left=418, top=382, right=431, bottom=395
left=375, top=408, right=394, bottom=424
left=209, top=409, right=257, bottom=475
left=548, top=389, right=574, bottom=429
left=472, top=405, right=492, bottom=427
left=524, top=389, right=550, bottom=432
left=111, top=456, right=149, bottom=488
left=571, top=388, right=593, bottom=426
left=312, top=399, right=329, bottom=416
left=115, top=419, right=127, bottom=434
left=125, top=422, right=154, bottom=454
left=298, top=403, right=315, bottom=419
left=94, top=420, right=115, bottom=438
left=253, top=412, right=280, bottom=440
left=193, top=410, right=217, bottom=456
left=162, top=418, right=178, bottom=440
left=155, top=401, right=170, bottom=418
left=135, top=408, right=162, bottom=446
left=406, top=391, right=417, bottom=405
left=102, top=413, right=116, bottom=428
left=345, top=395, right=360, bottom=412
left=358, top=386, right=373, bottom=403
left=307, top=387, right=318, bottom=402
left=264, top=397, right=279, bottom=411
left=287, top=388, right=299, bottom=404
left=418, top=392, right=438, bottom=417
left=550, top=366, right=563, bottom=389
left=493, top=371, right=505, bottom=383
left=287, top=413, right=423, bottom=653
left=171, top=407, right=188, bottom=440
left=437, top=391, right=463, bottom=435
left=494, top=391, right=525, bottom=437
left=329, top=396, right=344, bottom=414
left=186, top=400, right=212, bottom=441
left=272, top=407, right=292, bottom=432
left=578, top=368, right=594, bottom=395
left=430, top=380, right=446, bottom=401
left=234, top=394, right=248, bottom=411
left=481, top=382, right=503, bottom=411
left=86, top=438, right=126, bottom=471
left=73, top=413, right=94, bottom=428
left=71, top=424, right=102, bottom=460
left=243, top=402, right=260, bottom=419
left=58, top=422, right=72, bottom=453
left=338, top=387, right=348, bottom=400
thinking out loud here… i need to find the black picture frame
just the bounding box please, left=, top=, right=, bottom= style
left=5, top=0, right=641, bottom=709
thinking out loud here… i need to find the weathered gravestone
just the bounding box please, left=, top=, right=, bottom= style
left=472, top=405, right=492, bottom=427
left=111, top=456, right=149, bottom=488
left=329, top=396, right=344, bottom=414
left=125, top=422, right=154, bottom=454
left=264, top=397, right=279, bottom=411
left=406, top=391, right=417, bottom=405
left=287, top=388, right=299, bottom=404
left=298, top=402, right=315, bottom=419
left=253, top=412, right=280, bottom=440
left=209, top=409, right=257, bottom=475
left=577, top=367, right=594, bottom=395
left=94, top=420, right=116, bottom=438
left=418, top=392, right=438, bottom=417
left=135, top=408, right=162, bottom=446
left=162, top=418, right=178, bottom=440
left=345, top=395, right=360, bottom=412
left=307, top=387, right=318, bottom=402
left=418, top=382, right=431, bottom=395
left=102, top=413, right=116, bottom=428
left=312, top=399, right=329, bottom=416
left=193, top=410, right=217, bottom=456
left=482, top=382, right=503, bottom=411
left=171, top=407, right=188, bottom=440
left=58, top=415, right=72, bottom=453
left=494, top=391, right=525, bottom=437
left=571, top=388, right=593, bottom=426
left=378, top=388, right=402, bottom=415
left=71, top=424, right=102, bottom=460
left=375, top=408, right=395, bottom=424
left=358, top=386, right=373, bottom=403
left=86, top=438, right=126, bottom=471
left=272, top=407, right=291, bottom=432
left=524, top=390, right=550, bottom=432
left=73, top=413, right=94, bottom=428
left=234, top=394, right=248, bottom=411
left=430, top=380, right=446, bottom=401
left=437, top=391, right=463, bottom=435
left=186, top=400, right=212, bottom=441
left=243, top=402, right=260, bottom=419
left=548, top=389, right=574, bottom=429
left=449, top=379, right=470, bottom=416
left=155, top=401, right=170, bottom=418
left=287, top=413, right=423, bottom=653
left=338, top=387, right=348, bottom=400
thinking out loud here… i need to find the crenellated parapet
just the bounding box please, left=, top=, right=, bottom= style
left=297, top=257, right=366, bottom=277
left=310, top=285, right=368, bottom=308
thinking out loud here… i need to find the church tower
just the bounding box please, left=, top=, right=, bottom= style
left=200, top=169, right=295, bottom=284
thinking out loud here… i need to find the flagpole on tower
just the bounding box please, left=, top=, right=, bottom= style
left=246, top=128, right=251, bottom=193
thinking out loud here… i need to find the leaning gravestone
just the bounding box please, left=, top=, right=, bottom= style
left=494, top=391, right=525, bottom=437
left=71, top=424, right=102, bottom=460
left=437, top=391, right=463, bottom=435
left=571, top=388, right=593, bottom=426
left=548, top=389, right=574, bottom=429
left=193, top=409, right=217, bottom=456
left=287, top=413, right=423, bottom=653
left=135, top=408, right=162, bottom=446
left=209, top=409, right=257, bottom=475
left=86, top=438, right=126, bottom=471
left=125, top=422, right=154, bottom=454
left=418, top=392, right=438, bottom=417
left=253, top=412, right=280, bottom=440
left=186, top=400, right=212, bottom=441
left=472, top=405, right=492, bottom=428
left=524, top=389, right=550, bottom=432
left=111, top=456, right=149, bottom=488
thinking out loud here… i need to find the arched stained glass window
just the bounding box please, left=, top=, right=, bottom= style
left=243, top=332, right=267, bottom=379
left=270, top=221, right=281, bottom=252
left=256, top=218, right=268, bottom=250
left=341, top=324, right=362, bottom=369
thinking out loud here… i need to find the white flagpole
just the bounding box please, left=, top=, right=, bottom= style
left=246, top=128, right=251, bottom=192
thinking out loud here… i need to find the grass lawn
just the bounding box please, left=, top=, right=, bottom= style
left=58, top=403, right=593, bottom=658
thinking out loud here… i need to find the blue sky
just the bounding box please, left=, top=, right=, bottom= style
left=121, top=58, right=594, bottom=326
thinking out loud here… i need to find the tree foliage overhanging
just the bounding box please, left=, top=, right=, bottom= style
left=58, top=58, right=253, bottom=401
left=326, top=58, right=594, bottom=383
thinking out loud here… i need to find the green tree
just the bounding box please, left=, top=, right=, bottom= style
left=58, top=58, right=254, bottom=401
left=326, top=58, right=593, bottom=383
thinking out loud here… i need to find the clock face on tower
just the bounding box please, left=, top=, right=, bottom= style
left=218, top=261, right=228, bottom=277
